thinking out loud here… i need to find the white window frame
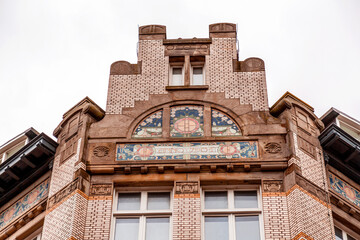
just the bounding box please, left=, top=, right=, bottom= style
left=335, top=226, right=357, bottom=240
left=201, top=186, right=264, bottom=240
left=111, top=188, right=173, bottom=240
left=190, top=65, right=205, bottom=86
left=169, top=66, right=184, bottom=86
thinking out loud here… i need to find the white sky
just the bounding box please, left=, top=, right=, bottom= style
left=1, top=0, right=360, bottom=144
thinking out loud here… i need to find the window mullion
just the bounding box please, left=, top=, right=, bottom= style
left=229, top=214, right=235, bottom=240
left=228, top=190, right=234, bottom=209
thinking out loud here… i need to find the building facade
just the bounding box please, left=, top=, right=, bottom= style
left=1, top=23, right=359, bottom=240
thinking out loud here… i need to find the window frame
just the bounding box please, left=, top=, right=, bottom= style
left=201, top=186, right=264, bottom=240
left=335, top=226, right=357, bottom=240
left=111, top=188, right=173, bottom=240
left=169, top=66, right=184, bottom=86
left=190, top=63, right=205, bottom=86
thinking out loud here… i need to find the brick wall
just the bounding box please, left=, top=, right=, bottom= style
left=42, top=191, right=88, bottom=240
left=172, top=195, right=201, bottom=240
left=262, top=193, right=291, bottom=239
left=106, top=38, right=268, bottom=115
left=84, top=196, right=112, bottom=240
left=49, top=138, right=82, bottom=197
left=208, top=38, right=268, bottom=111
left=287, top=186, right=334, bottom=240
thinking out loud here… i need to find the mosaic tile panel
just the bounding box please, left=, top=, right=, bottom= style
left=0, top=179, right=49, bottom=229
left=329, top=173, right=360, bottom=207
left=116, top=141, right=258, bottom=161
left=211, top=109, right=242, bottom=137
left=170, top=106, right=204, bottom=138
left=133, top=110, right=163, bottom=138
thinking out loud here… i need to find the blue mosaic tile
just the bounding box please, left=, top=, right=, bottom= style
left=170, top=106, right=204, bottom=138
left=133, top=110, right=163, bottom=138
left=0, top=179, right=49, bottom=229
left=212, top=109, right=242, bottom=136
left=329, top=173, right=360, bottom=207
left=116, top=141, right=258, bottom=161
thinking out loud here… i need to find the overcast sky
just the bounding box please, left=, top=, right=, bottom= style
left=0, top=0, right=359, bottom=144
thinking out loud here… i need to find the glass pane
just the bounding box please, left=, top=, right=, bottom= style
left=192, top=67, right=203, bottom=85
left=146, top=217, right=169, bottom=240
left=205, top=192, right=228, bottom=209
left=347, top=234, right=356, bottom=240
left=234, top=191, right=258, bottom=208
left=114, top=218, right=139, bottom=240
left=235, top=216, right=260, bottom=240
left=147, top=192, right=170, bottom=210
left=205, top=216, right=229, bottom=240
left=117, top=193, right=141, bottom=210
left=335, top=227, right=343, bottom=240
left=172, top=68, right=183, bottom=85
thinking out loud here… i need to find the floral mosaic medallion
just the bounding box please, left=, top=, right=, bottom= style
left=211, top=109, right=241, bottom=136
left=0, top=179, right=49, bottom=229
left=329, top=173, right=360, bottom=207
left=170, top=106, right=204, bottom=138
left=133, top=110, right=163, bottom=138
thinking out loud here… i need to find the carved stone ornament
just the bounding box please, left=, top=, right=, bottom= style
left=175, top=181, right=199, bottom=195
left=263, top=180, right=283, bottom=192
left=93, top=146, right=110, bottom=157
left=48, top=177, right=84, bottom=209
left=264, top=142, right=281, bottom=154
left=90, top=184, right=112, bottom=196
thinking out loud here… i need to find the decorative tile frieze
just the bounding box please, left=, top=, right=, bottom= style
left=116, top=141, right=258, bottom=161
left=211, top=109, right=241, bottom=136
left=0, top=179, right=49, bottom=229
left=133, top=110, right=163, bottom=138
left=170, top=106, right=204, bottom=138
left=329, top=173, right=360, bottom=208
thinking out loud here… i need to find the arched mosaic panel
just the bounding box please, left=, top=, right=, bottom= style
left=170, top=106, right=204, bottom=138
left=212, top=109, right=242, bottom=136
left=132, top=110, right=163, bottom=138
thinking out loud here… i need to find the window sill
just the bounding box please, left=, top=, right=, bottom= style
left=166, top=85, right=209, bottom=91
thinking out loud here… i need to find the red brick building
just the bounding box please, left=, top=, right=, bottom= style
left=1, top=23, right=359, bottom=240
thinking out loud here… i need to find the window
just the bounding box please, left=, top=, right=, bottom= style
left=335, top=226, right=356, bottom=240
left=24, top=227, right=42, bottom=240
left=113, top=191, right=172, bottom=240
left=191, top=67, right=204, bottom=85
left=202, top=189, right=263, bottom=240
left=168, top=56, right=205, bottom=86
left=1, top=140, right=26, bottom=163
left=170, top=67, right=184, bottom=86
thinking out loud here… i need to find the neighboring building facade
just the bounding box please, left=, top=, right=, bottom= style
left=2, top=23, right=359, bottom=240
left=0, top=128, right=57, bottom=240
left=320, top=108, right=360, bottom=240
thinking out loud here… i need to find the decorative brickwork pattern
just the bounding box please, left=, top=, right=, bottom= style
left=106, top=40, right=167, bottom=114
left=49, top=138, right=82, bottom=197
left=207, top=38, right=268, bottom=111
left=172, top=196, right=201, bottom=240
left=293, top=133, right=326, bottom=189
left=106, top=38, right=268, bottom=114
left=287, top=187, right=334, bottom=240
left=84, top=197, right=112, bottom=240
left=262, top=193, right=291, bottom=240
left=42, top=191, right=88, bottom=240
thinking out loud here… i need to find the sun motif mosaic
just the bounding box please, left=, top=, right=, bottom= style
left=170, top=106, right=204, bottom=138
left=116, top=141, right=258, bottom=161
left=133, top=110, right=163, bottom=138
left=329, top=173, right=360, bottom=208
left=0, top=179, right=49, bottom=229
left=211, top=109, right=242, bottom=137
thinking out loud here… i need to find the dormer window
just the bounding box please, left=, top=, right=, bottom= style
left=169, top=56, right=205, bottom=86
